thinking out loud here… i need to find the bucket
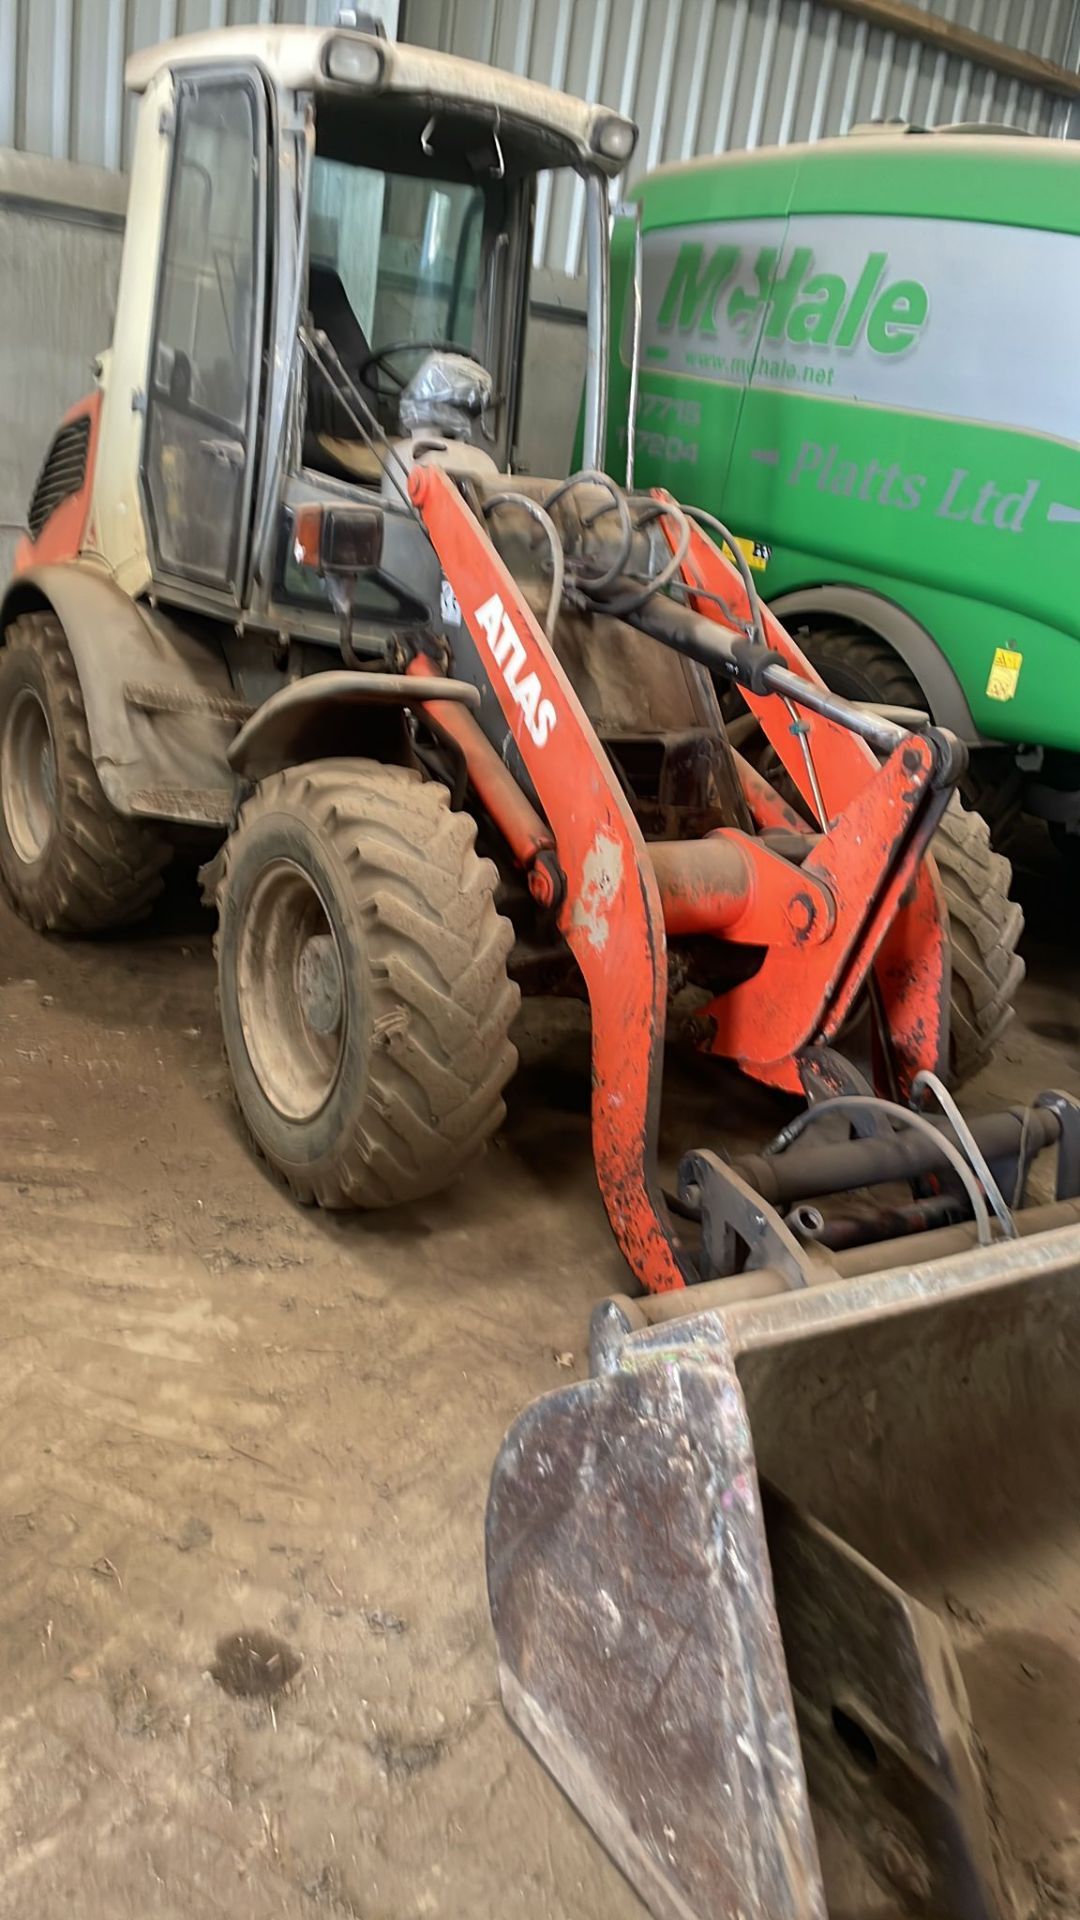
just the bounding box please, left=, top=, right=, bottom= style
left=487, top=1223, right=1080, bottom=1919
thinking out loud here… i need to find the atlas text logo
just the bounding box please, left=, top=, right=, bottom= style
left=657, top=244, right=929, bottom=356
left=474, top=594, right=558, bottom=748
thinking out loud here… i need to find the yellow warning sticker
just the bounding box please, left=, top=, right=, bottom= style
left=725, top=535, right=771, bottom=572
left=986, top=647, right=1023, bottom=702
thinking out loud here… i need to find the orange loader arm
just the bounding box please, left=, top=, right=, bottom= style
left=410, top=464, right=955, bottom=1292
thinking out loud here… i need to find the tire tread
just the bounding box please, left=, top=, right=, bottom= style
left=0, top=612, right=170, bottom=933
left=217, top=757, right=518, bottom=1209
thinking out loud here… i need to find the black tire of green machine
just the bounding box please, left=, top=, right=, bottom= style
left=927, top=795, right=1024, bottom=1088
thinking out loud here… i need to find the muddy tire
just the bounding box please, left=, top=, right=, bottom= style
left=215, top=758, right=519, bottom=1209
left=932, top=795, right=1024, bottom=1088
left=792, top=622, right=1024, bottom=844
left=0, top=611, right=171, bottom=932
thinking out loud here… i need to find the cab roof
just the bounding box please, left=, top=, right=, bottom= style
left=125, top=24, right=635, bottom=177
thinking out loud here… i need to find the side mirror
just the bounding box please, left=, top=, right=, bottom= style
left=291, top=502, right=386, bottom=668
left=292, top=501, right=383, bottom=577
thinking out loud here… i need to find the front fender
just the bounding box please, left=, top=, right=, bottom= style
left=228, top=670, right=480, bottom=782
left=1, top=562, right=244, bottom=826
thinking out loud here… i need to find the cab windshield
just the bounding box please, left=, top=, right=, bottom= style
left=310, top=157, right=485, bottom=370
left=303, top=101, right=518, bottom=482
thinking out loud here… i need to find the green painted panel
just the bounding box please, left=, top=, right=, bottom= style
left=602, top=138, right=1080, bottom=753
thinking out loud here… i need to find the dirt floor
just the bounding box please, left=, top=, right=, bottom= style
left=0, top=831, right=1077, bottom=1919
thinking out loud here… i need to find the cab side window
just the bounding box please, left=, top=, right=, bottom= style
left=144, top=78, right=261, bottom=593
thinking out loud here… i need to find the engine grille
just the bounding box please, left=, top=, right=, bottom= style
left=27, top=415, right=91, bottom=542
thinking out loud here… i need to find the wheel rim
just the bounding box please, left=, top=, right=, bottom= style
left=234, top=859, right=348, bottom=1123
left=1, top=685, right=57, bottom=864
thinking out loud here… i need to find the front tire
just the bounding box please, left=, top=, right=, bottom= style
left=215, top=758, right=519, bottom=1209
left=932, top=796, right=1024, bottom=1087
left=0, top=612, right=171, bottom=932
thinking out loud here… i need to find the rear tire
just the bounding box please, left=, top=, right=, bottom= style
left=215, top=758, right=519, bottom=1209
left=0, top=611, right=170, bottom=932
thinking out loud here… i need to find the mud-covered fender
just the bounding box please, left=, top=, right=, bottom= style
left=769, top=585, right=983, bottom=745
left=228, top=671, right=480, bottom=783
left=1, top=562, right=245, bottom=826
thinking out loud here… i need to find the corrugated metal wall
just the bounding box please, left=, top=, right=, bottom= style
left=404, top=0, right=1080, bottom=278
left=2, top=0, right=1075, bottom=181
left=0, top=0, right=372, bottom=170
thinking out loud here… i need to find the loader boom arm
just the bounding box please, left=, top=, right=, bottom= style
left=410, top=463, right=956, bottom=1291
left=409, top=462, right=688, bottom=1292
left=664, top=503, right=953, bottom=1093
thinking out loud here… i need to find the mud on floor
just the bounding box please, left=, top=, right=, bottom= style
left=0, top=835, right=1077, bottom=1919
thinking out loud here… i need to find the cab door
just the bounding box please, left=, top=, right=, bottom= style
left=142, top=71, right=267, bottom=600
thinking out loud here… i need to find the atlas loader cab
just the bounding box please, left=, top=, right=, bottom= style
left=0, top=22, right=633, bottom=1204
left=3, top=18, right=628, bottom=768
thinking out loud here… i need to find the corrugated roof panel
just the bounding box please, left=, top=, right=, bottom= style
left=405, top=0, right=1078, bottom=275
left=0, top=0, right=1074, bottom=258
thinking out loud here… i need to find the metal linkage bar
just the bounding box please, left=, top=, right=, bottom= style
left=732, top=1104, right=1064, bottom=1206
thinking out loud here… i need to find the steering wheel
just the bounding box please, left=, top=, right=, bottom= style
left=358, top=338, right=481, bottom=400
